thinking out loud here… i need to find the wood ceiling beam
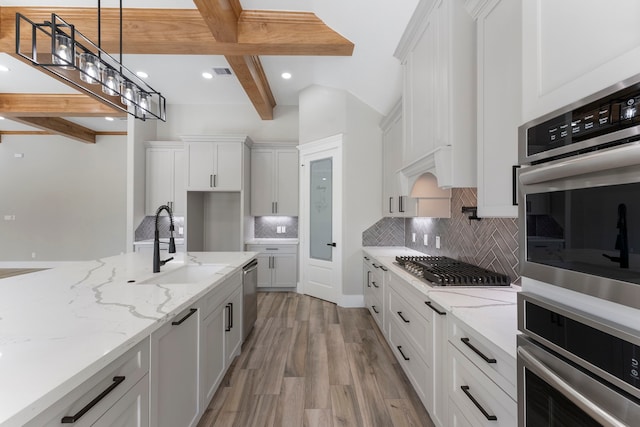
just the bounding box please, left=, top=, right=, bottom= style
left=2, top=7, right=354, bottom=56
left=0, top=94, right=126, bottom=118
left=9, top=117, right=96, bottom=144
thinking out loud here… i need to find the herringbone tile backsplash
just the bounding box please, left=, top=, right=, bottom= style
left=363, top=188, right=520, bottom=282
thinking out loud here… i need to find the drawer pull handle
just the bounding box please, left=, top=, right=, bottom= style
left=172, top=308, right=197, bottom=326
left=425, top=301, right=446, bottom=316
left=397, top=311, right=410, bottom=323
left=461, top=337, right=496, bottom=364
left=61, top=376, right=126, bottom=423
left=372, top=281, right=379, bottom=288
left=380, top=265, right=388, bottom=272
left=461, top=385, right=498, bottom=421
left=396, top=345, right=410, bottom=361
left=367, top=271, right=371, bottom=287
left=364, top=256, right=370, bottom=260
left=372, top=263, right=379, bottom=269
left=372, top=305, right=379, bottom=314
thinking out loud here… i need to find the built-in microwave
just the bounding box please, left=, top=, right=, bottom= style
left=518, top=72, right=640, bottom=311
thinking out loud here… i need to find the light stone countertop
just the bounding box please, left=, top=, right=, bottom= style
left=245, top=238, right=299, bottom=245
left=362, top=246, right=520, bottom=359
left=0, top=251, right=256, bottom=427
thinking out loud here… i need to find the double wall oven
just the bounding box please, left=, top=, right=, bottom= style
left=517, top=72, right=640, bottom=426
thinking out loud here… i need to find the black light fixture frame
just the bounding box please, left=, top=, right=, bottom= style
left=15, top=10, right=166, bottom=121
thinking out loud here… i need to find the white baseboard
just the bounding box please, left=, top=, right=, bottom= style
left=339, top=294, right=365, bottom=308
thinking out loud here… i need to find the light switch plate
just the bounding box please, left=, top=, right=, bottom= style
left=435, top=236, right=441, bottom=249
left=423, top=235, right=428, bottom=246
left=412, top=233, right=416, bottom=242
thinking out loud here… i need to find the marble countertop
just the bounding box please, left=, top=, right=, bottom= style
left=0, top=251, right=256, bottom=427
left=245, top=238, right=299, bottom=245
left=362, top=246, right=520, bottom=358
left=133, top=237, right=185, bottom=245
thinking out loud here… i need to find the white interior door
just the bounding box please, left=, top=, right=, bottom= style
left=300, top=136, right=342, bottom=304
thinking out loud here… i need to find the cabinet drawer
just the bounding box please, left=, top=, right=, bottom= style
left=387, top=320, right=431, bottom=408
left=26, top=338, right=150, bottom=427
left=388, top=270, right=432, bottom=317
left=448, top=315, right=516, bottom=399
left=246, top=244, right=297, bottom=254
left=365, top=292, right=384, bottom=331
left=200, top=271, right=241, bottom=319
left=388, top=287, right=432, bottom=365
left=447, top=397, right=474, bottom=427
left=92, top=375, right=150, bottom=427
left=448, top=344, right=516, bottom=427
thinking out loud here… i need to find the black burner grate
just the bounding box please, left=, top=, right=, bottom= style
left=395, top=256, right=510, bottom=286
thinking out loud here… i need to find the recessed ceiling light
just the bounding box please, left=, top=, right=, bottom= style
left=202, top=72, right=214, bottom=79
left=281, top=72, right=292, bottom=80
left=136, top=71, right=148, bottom=79
left=105, top=117, right=115, bottom=121
left=0, top=116, right=5, bottom=120
left=0, top=65, right=9, bottom=72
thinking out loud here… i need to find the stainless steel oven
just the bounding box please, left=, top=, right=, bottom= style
left=518, top=71, right=640, bottom=311
left=518, top=293, right=640, bottom=426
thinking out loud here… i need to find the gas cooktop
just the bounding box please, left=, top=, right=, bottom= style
left=395, top=256, right=510, bottom=286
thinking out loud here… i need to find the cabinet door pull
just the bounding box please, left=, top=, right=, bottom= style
left=225, top=303, right=233, bottom=331
left=424, top=301, right=447, bottom=316
left=461, top=385, right=497, bottom=421
left=372, top=263, right=379, bottom=269
left=366, top=271, right=371, bottom=287
left=396, top=345, right=410, bottom=361
left=372, top=305, right=379, bottom=314
left=397, top=311, right=410, bottom=323
left=210, top=174, right=213, bottom=188
left=172, top=308, right=197, bottom=326
left=399, top=195, right=405, bottom=213
left=61, top=376, right=126, bottom=423
left=461, top=337, right=496, bottom=364
left=274, top=201, right=278, bottom=214
left=213, top=174, right=218, bottom=187
left=512, top=165, right=521, bottom=206
left=272, top=202, right=275, bottom=213
left=372, top=281, right=379, bottom=289
left=389, top=196, right=394, bottom=214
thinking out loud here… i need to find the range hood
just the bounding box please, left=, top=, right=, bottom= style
left=397, top=146, right=452, bottom=218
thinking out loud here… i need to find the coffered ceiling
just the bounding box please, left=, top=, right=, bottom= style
left=0, top=0, right=419, bottom=141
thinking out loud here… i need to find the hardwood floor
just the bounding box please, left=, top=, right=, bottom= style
left=198, top=292, right=435, bottom=427
left=0, top=268, right=45, bottom=279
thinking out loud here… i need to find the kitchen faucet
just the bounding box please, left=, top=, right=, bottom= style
left=153, top=204, right=177, bottom=273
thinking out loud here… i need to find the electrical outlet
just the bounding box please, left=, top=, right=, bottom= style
left=178, top=226, right=184, bottom=235
left=31, top=252, right=36, bottom=259
left=282, top=226, right=286, bottom=233
left=412, top=233, right=416, bottom=242
left=14, top=153, right=24, bottom=158
left=276, top=226, right=281, bottom=233
left=3, top=215, right=15, bottom=221
left=435, top=236, right=441, bottom=249
left=423, top=234, right=428, bottom=246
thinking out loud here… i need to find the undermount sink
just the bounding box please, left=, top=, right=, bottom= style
left=137, top=264, right=227, bottom=285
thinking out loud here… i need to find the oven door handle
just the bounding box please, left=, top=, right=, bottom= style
left=518, top=347, right=626, bottom=427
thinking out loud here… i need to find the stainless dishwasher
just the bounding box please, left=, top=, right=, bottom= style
left=242, top=259, right=258, bottom=341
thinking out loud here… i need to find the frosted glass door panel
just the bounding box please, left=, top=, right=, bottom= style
left=310, top=158, right=332, bottom=261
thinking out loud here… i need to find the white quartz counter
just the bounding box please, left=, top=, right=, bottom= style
left=0, top=251, right=256, bottom=427
left=362, top=246, right=520, bottom=358
left=245, top=238, right=299, bottom=245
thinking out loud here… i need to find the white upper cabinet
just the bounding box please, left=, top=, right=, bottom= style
left=471, top=0, right=521, bottom=218
left=395, top=0, right=477, bottom=189
left=251, top=146, right=298, bottom=216
left=145, top=142, right=185, bottom=216
left=522, top=0, right=640, bottom=122
left=183, top=136, right=247, bottom=191
left=381, top=101, right=418, bottom=217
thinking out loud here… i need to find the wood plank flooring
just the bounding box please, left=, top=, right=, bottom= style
left=198, top=292, right=435, bottom=427
left=0, top=268, right=45, bottom=280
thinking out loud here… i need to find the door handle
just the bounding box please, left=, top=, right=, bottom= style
left=326, top=242, right=337, bottom=247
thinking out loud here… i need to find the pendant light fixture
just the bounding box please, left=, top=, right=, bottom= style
left=15, top=1, right=166, bottom=121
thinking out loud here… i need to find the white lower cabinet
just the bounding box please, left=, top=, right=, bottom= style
left=150, top=306, right=200, bottom=427
left=25, top=338, right=150, bottom=427
left=447, top=398, right=474, bottom=427
left=247, top=244, right=297, bottom=288
left=363, top=255, right=387, bottom=329
left=447, top=344, right=516, bottom=426
left=224, top=285, right=243, bottom=366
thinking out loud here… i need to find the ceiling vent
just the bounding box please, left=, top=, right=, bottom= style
left=213, top=67, right=233, bottom=76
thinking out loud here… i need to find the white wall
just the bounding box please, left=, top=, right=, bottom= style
left=158, top=104, right=299, bottom=142
left=299, top=85, right=383, bottom=299
left=0, top=134, right=127, bottom=263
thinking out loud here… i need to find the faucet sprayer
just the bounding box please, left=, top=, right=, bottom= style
left=153, top=204, right=176, bottom=273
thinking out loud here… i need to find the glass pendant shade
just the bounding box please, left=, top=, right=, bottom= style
left=121, top=80, right=139, bottom=106
left=52, top=34, right=74, bottom=69
left=137, top=91, right=150, bottom=117
left=101, top=67, right=120, bottom=96
left=78, top=52, right=100, bottom=84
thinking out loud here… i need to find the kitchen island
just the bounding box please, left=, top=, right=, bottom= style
left=0, top=251, right=256, bottom=427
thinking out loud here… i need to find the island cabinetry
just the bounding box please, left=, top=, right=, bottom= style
left=395, top=0, right=476, bottom=188
left=199, top=271, right=242, bottom=408
left=24, top=338, right=150, bottom=427
left=251, top=146, right=299, bottom=216
left=247, top=244, right=297, bottom=288
left=145, top=142, right=185, bottom=216
left=522, top=0, right=640, bottom=122
left=446, top=315, right=516, bottom=426
left=183, top=136, right=249, bottom=191
left=150, top=306, right=200, bottom=427
left=470, top=0, right=521, bottom=218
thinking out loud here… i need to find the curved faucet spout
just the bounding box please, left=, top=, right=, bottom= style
left=153, top=204, right=176, bottom=273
